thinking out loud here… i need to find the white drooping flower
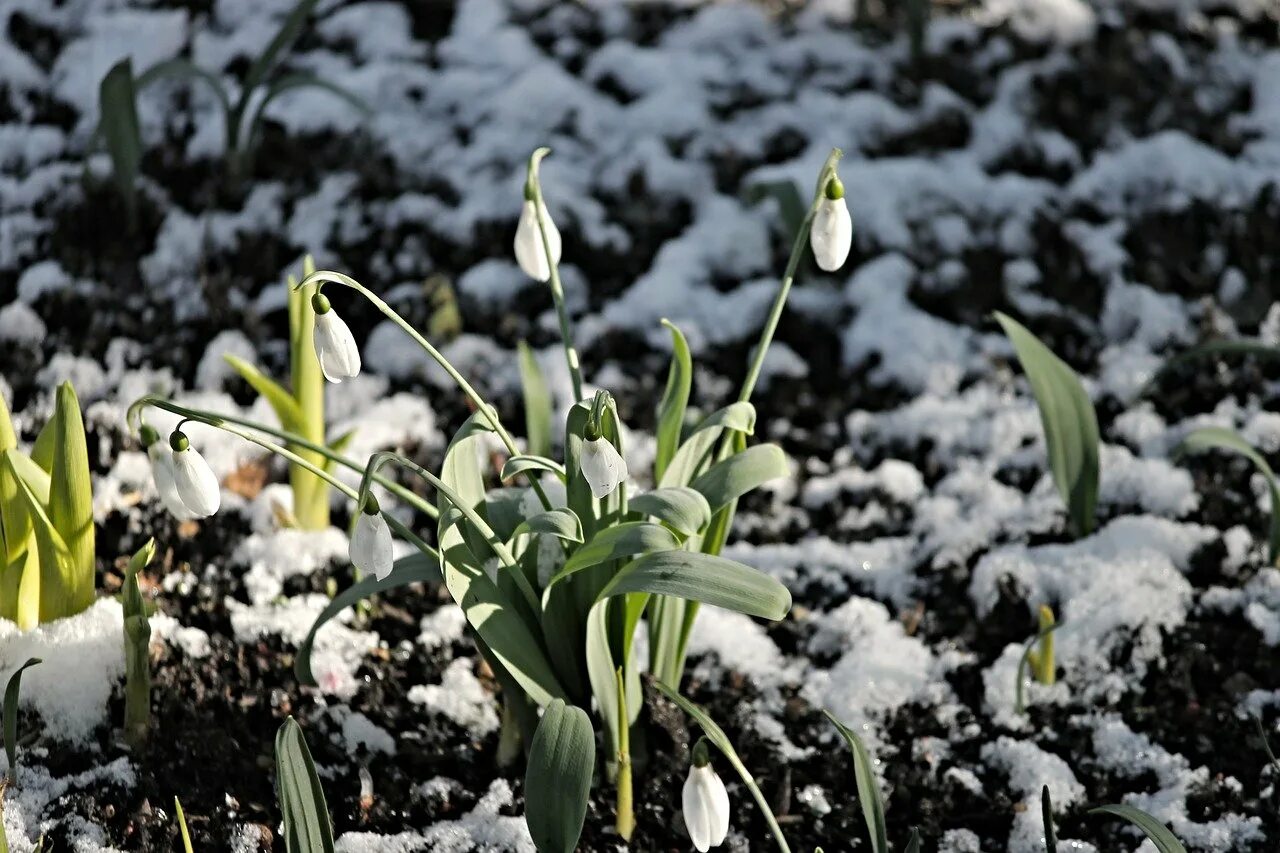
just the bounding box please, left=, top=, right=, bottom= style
left=580, top=436, right=627, bottom=499
left=682, top=746, right=730, bottom=852
left=311, top=292, right=361, bottom=383
left=514, top=197, right=562, bottom=282
left=350, top=498, right=394, bottom=581
left=147, top=440, right=195, bottom=520
left=809, top=176, right=852, bottom=272
left=168, top=431, right=221, bottom=518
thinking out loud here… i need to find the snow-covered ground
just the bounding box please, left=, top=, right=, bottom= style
left=2, top=0, right=1280, bottom=849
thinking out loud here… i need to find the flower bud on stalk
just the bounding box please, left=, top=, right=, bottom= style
left=682, top=739, right=730, bottom=852
left=350, top=493, right=393, bottom=581
left=168, top=430, right=220, bottom=518
left=312, top=291, right=362, bottom=383
left=810, top=176, right=852, bottom=272
left=514, top=183, right=562, bottom=283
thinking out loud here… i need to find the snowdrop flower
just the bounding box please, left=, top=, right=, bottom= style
left=168, top=430, right=220, bottom=518
left=682, top=741, right=730, bottom=852
left=311, top=292, right=361, bottom=383
left=142, top=425, right=194, bottom=520
left=350, top=495, right=393, bottom=581
left=514, top=190, right=562, bottom=282
left=809, top=176, right=852, bottom=272
left=580, top=432, right=627, bottom=499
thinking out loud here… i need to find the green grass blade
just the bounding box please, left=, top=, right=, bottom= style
left=994, top=312, right=1099, bottom=537
left=1089, top=804, right=1186, bottom=853
left=825, top=711, right=887, bottom=853
left=275, top=717, right=335, bottom=853
left=518, top=342, right=553, bottom=459
left=903, top=828, right=922, bottom=853
left=4, top=657, right=41, bottom=782
left=655, top=320, right=692, bottom=483
left=524, top=699, right=595, bottom=853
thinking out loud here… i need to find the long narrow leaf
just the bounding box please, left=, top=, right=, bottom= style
left=1089, top=804, right=1186, bottom=853
left=628, top=487, right=711, bottom=537
left=518, top=342, right=554, bottom=459
left=690, top=443, right=789, bottom=513
left=600, top=550, right=791, bottom=621
left=549, top=523, right=680, bottom=591
left=98, top=59, right=142, bottom=218
left=275, top=717, right=335, bottom=853
left=1143, top=339, right=1280, bottom=398
left=1176, top=426, right=1280, bottom=564
left=1042, top=786, right=1057, bottom=852
left=825, top=712, right=887, bottom=853
left=174, top=797, right=194, bottom=853
left=46, top=382, right=94, bottom=616
left=524, top=700, right=595, bottom=853
left=660, top=402, right=756, bottom=489
left=995, top=312, right=1099, bottom=537
left=512, top=509, right=583, bottom=545
left=655, top=320, right=692, bottom=482
left=3, top=658, right=40, bottom=782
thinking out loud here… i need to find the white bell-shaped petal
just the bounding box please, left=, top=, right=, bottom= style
left=580, top=437, right=627, bottom=500
left=314, top=309, right=361, bottom=383
left=682, top=765, right=730, bottom=852
left=148, top=443, right=195, bottom=520
left=810, top=196, right=852, bottom=272
left=170, top=446, right=221, bottom=518
left=350, top=510, right=394, bottom=581
left=514, top=199, right=562, bottom=282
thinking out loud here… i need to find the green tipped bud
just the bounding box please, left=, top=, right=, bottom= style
left=311, top=291, right=332, bottom=315
left=583, top=421, right=601, bottom=442
left=523, top=180, right=536, bottom=202
left=824, top=176, right=844, bottom=200
left=140, top=424, right=160, bottom=448
left=691, top=738, right=711, bottom=768
left=361, top=492, right=381, bottom=515
left=169, top=430, right=190, bottom=453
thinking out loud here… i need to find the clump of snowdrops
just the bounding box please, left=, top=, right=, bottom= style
left=128, top=146, right=848, bottom=845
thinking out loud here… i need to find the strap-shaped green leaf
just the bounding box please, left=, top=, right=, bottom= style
left=1089, top=805, right=1186, bottom=853
left=223, top=355, right=305, bottom=433
left=661, top=402, right=757, bottom=488
left=655, top=320, right=692, bottom=483
left=296, top=552, right=440, bottom=686
left=0, top=390, right=15, bottom=452
left=826, top=711, right=887, bottom=853
left=502, top=455, right=566, bottom=483
left=690, top=444, right=789, bottom=513
left=518, top=342, right=553, bottom=459
left=628, top=487, right=711, bottom=537
left=14, top=475, right=77, bottom=623
left=513, top=509, right=583, bottom=545
left=98, top=59, right=142, bottom=217
left=548, top=523, right=680, bottom=592
left=0, top=452, right=34, bottom=568
left=47, top=382, right=94, bottom=616
left=524, top=699, right=595, bottom=853
left=1143, top=338, right=1280, bottom=398
left=3, top=657, right=40, bottom=782
left=1042, top=786, right=1057, bottom=852
left=275, top=717, right=335, bottom=853
left=995, top=312, right=1099, bottom=537
left=600, top=550, right=791, bottom=621
left=1177, top=426, right=1280, bottom=564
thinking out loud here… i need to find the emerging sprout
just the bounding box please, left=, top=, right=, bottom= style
left=683, top=740, right=731, bottom=852
left=168, top=430, right=221, bottom=518
left=349, top=495, right=393, bottom=582
left=3, top=658, right=41, bottom=782
left=1027, top=604, right=1056, bottom=686
left=311, top=292, right=362, bottom=384
left=122, top=539, right=156, bottom=750
left=809, top=176, right=852, bottom=272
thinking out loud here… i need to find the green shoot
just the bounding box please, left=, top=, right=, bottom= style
left=1026, top=604, right=1057, bottom=686
left=1016, top=616, right=1063, bottom=715
left=175, top=797, right=194, bottom=853
left=123, top=539, right=157, bottom=750
left=1042, top=786, right=1057, bottom=852
left=825, top=711, right=887, bottom=853
left=3, top=658, right=40, bottom=782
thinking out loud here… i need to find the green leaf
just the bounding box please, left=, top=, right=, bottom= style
left=0, top=392, right=15, bottom=452
left=690, top=443, right=788, bottom=513
left=175, top=797, right=195, bottom=853
left=0, top=451, right=35, bottom=568
left=14, top=474, right=77, bottom=624
left=513, top=509, right=583, bottom=545
left=136, top=58, right=231, bottom=115
left=524, top=699, right=595, bottom=853
left=3, top=657, right=40, bottom=782
left=629, top=486, right=712, bottom=537
left=1089, top=805, right=1186, bottom=853
left=98, top=59, right=142, bottom=218
left=1143, top=339, right=1280, bottom=398
left=243, top=72, right=369, bottom=156
left=275, top=717, right=335, bottom=853
left=549, top=523, right=680, bottom=591
left=502, top=455, right=566, bottom=483
left=655, top=320, right=692, bottom=483
left=1176, top=426, right=1280, bottom=564
left=1015, top=619, right=1063, bottom=715
left=995, top=312, right=1099, bottom=537
left=296, top=552, right=440, bottom=686
left=46, top=382, right=95, bottom=617
left=243, top=0, right=320, bottom=102
left=1042, top=786, right=1057, bottom=852
left=518, top=342, right=554, bottom=459
left=904, top=829, right=922, bottom=853
left=123, top=539, right=155, bottom=749
left=601, top=550, right=791, bottom=621
left=825, top=712, right=887, bottom=853
left=223, top=355, right=305, bottom=432
left=660, top=402, right=757, bottom=488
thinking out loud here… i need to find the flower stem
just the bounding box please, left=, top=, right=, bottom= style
left=527, top=147, right=585, bottom=403
left=614, top=668, right=635, bottom=840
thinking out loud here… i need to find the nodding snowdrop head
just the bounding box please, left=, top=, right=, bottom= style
left=580, top=422, right=627, bottom=500
left=168, top=429, right=220, bottom=518
left=350, top=494, right=394, bottom=582
left=682, top=740, right=730, bottom=852
left=311, top=292, right=361, bottom=383
left=810, top=176, right=852, bottom=272
left=514, top=185, right=562, bottom=283
left=142, top=424, right=195, bottom=520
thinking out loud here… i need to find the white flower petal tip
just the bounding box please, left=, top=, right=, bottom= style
left=169, top=444, right=221, bottom=518
left=580, top=437, right=628, bottom=499
left=148, top=443, right=195, bottom=520
left=682, top=764, right=730, bottom=852
left=514, top=199, right=562, bottom=282
left=810, top=188, right=852, bottom=273
left=350, top=509, right=394, bottom=582
left=313, top=305, right=361, bottom=384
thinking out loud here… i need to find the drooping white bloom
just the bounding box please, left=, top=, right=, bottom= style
left=350, top=502, right=394, bottom=581
left=312, top=293, right=361, bottom=383
left=168, top=432, right=220, bottom=518
left=514, top=198, right=562, bottom=282
left=809, top=177, right=852, bottom=272
left=682, top=761, right=730, bottom=852
left=147, top=442, right=195, bottom=520
left=580, top=437, right=627, bottom=500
